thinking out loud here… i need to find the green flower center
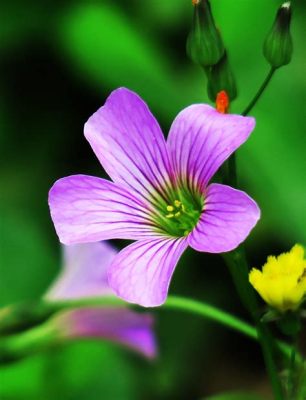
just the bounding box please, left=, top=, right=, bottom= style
left=152, top=187, right=204, bottom=237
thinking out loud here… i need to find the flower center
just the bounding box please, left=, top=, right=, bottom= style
left=152, top=190, right=203, bottom=237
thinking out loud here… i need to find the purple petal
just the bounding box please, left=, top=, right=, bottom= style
left=56, top=307, right=156, bottom=359
left=108, top=237, right=188, bottom=307
left=48, top=175, right=158, bottom=244
left=46, top=242, right=118, bottom=300
left=188, top=183, right=260, bottom=253
left=84, top=88, right=172, bottom=204
left=167, top=104, right=255, bottom=191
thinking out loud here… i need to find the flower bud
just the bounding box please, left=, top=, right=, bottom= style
left=263, top=2, right=293, bottom=68
left=207, top=52, right=237, bottom=103
left=187, top=0, right=225, bottom=67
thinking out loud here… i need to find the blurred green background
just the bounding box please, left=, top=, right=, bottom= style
left=1, top=0, right=305, bottom=399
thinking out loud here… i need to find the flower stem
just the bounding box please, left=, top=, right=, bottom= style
left=223, top=249, right=284, bottom=400
left=0, top=321, right=58, bottom=363
left=242, top=67, right=276, bottom=116
left=222, top=65, right=285, bottom=398
left=0, top=296, right=294, bottom=366
left=226, top=67, right=276, bottom=188
left=288, top=336, right=297, bottom=398
left=163, top=296, right=294, bottom=361
left=165, top=295, right=256, bottom=339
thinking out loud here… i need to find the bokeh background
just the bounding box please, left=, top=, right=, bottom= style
left=1, top=0, right=305, bottom=399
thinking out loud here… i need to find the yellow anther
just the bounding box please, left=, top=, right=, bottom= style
left=174, top=200, right=181, bottom=208
left=166, top=205, right=174, bottom=212
left=174, top=212, right=181, bottom=218
left=166, top=213, right=174, bottom=219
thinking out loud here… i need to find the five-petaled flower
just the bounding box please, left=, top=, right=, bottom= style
left=46, top=241, right=156, bottom=358
left=249, top=244, right=306, bottom=313
left=49, top=88, right=260, bottom=307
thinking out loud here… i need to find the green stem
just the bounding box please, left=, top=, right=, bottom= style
left=0, top=322, right=57, bottom=363
left=224, top=249, right=284, bottom=400
left=288, top=336, right=297, bottom=398
left=164, top=296, right=294, bottom=361
left=226, top=67, right=276, bottom=188
left=228, top=152, right=237, bottom=186
left=165, top=295, right=256, bottom=339
left=242, top=67, right=276, bottom=116
left=222, top=65, right=285, bottom=399
left=0, top=295, right=294, bottom=366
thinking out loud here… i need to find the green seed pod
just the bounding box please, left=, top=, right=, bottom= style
left=207, top=51, right=237, bottom=103
left=186, top=0, right=225, bottom=67
left=263, top=2, right=293, bottom=68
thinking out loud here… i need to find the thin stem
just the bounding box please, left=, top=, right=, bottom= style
left=0, top=322, right=57, bottom=363
left=165, top=295, right=257, bottom=339
left=164, top=296, right=293, bottom=361
left=0, top=295, right=294, bottom=365
left=226, top=68, right=276, bottom=187
left=228, top=152, right=237, bottom=186
left=288, top=336, right=297, bottom=398
left=242, top=67, right=276, bottom=116
left=222, top=65, right=285, bottom=399
left=224, top=249, right=284, bottom=400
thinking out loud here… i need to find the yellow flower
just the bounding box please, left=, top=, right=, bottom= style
left=249, top=244, right=306, bottom=313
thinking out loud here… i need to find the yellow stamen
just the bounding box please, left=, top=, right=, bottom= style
left=174, top=200, right=181, bottom=208
left=166, top=213, right=174, bottom=219
left=166, top=205, right=174, bottom=212
left=174, top=212, right=181, bottom=218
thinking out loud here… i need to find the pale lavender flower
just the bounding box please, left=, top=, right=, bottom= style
left=46, top=242, right=156, bottom=358
left=49, top=88, right=260, bottom=307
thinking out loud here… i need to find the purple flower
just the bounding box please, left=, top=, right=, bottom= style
left=49, top=88, right=260, bottom=307
left=46, top=241, right=156, bottom=359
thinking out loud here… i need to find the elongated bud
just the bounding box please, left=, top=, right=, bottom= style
left=207, top=52, right=237, bottom=103
left=187, top=0, right=224, bottom=67
left=263, top=2, right=293, bottom=68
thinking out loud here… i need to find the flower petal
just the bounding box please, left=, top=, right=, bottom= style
left=55, top=307, right=156, bottom=358
left=108, top=237, right=188, bottom=307
left=48, top=175, right=158, bottom=244
left=46, top=242, right=117, bottom=300
left=167, top=104, right=255, bottom=191
left=84, top=88, right=172, bottom=204
left=188, top=183, right=260, bottom=253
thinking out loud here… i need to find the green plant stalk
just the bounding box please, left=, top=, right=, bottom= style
left=224, top=251, right=284, bottom=400
left=288, top=336, right=298, bottom=398
left=223, top=249, right=284, bottom=400
left=0, top=321, right=58, bottom=363
left=222, top=67, right=285, bottom=399
left=165, top=295, right=256, bottom=339
left=0, top=295, right=294, bottom=365
left=225, top=67, right=276, bottom=188
left=242, top=67, right=276, bottom=117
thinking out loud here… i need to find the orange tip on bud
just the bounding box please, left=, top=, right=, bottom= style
left=192, top=0, right=200, bottom=5
left=216, top=90, right=229, bottom=113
